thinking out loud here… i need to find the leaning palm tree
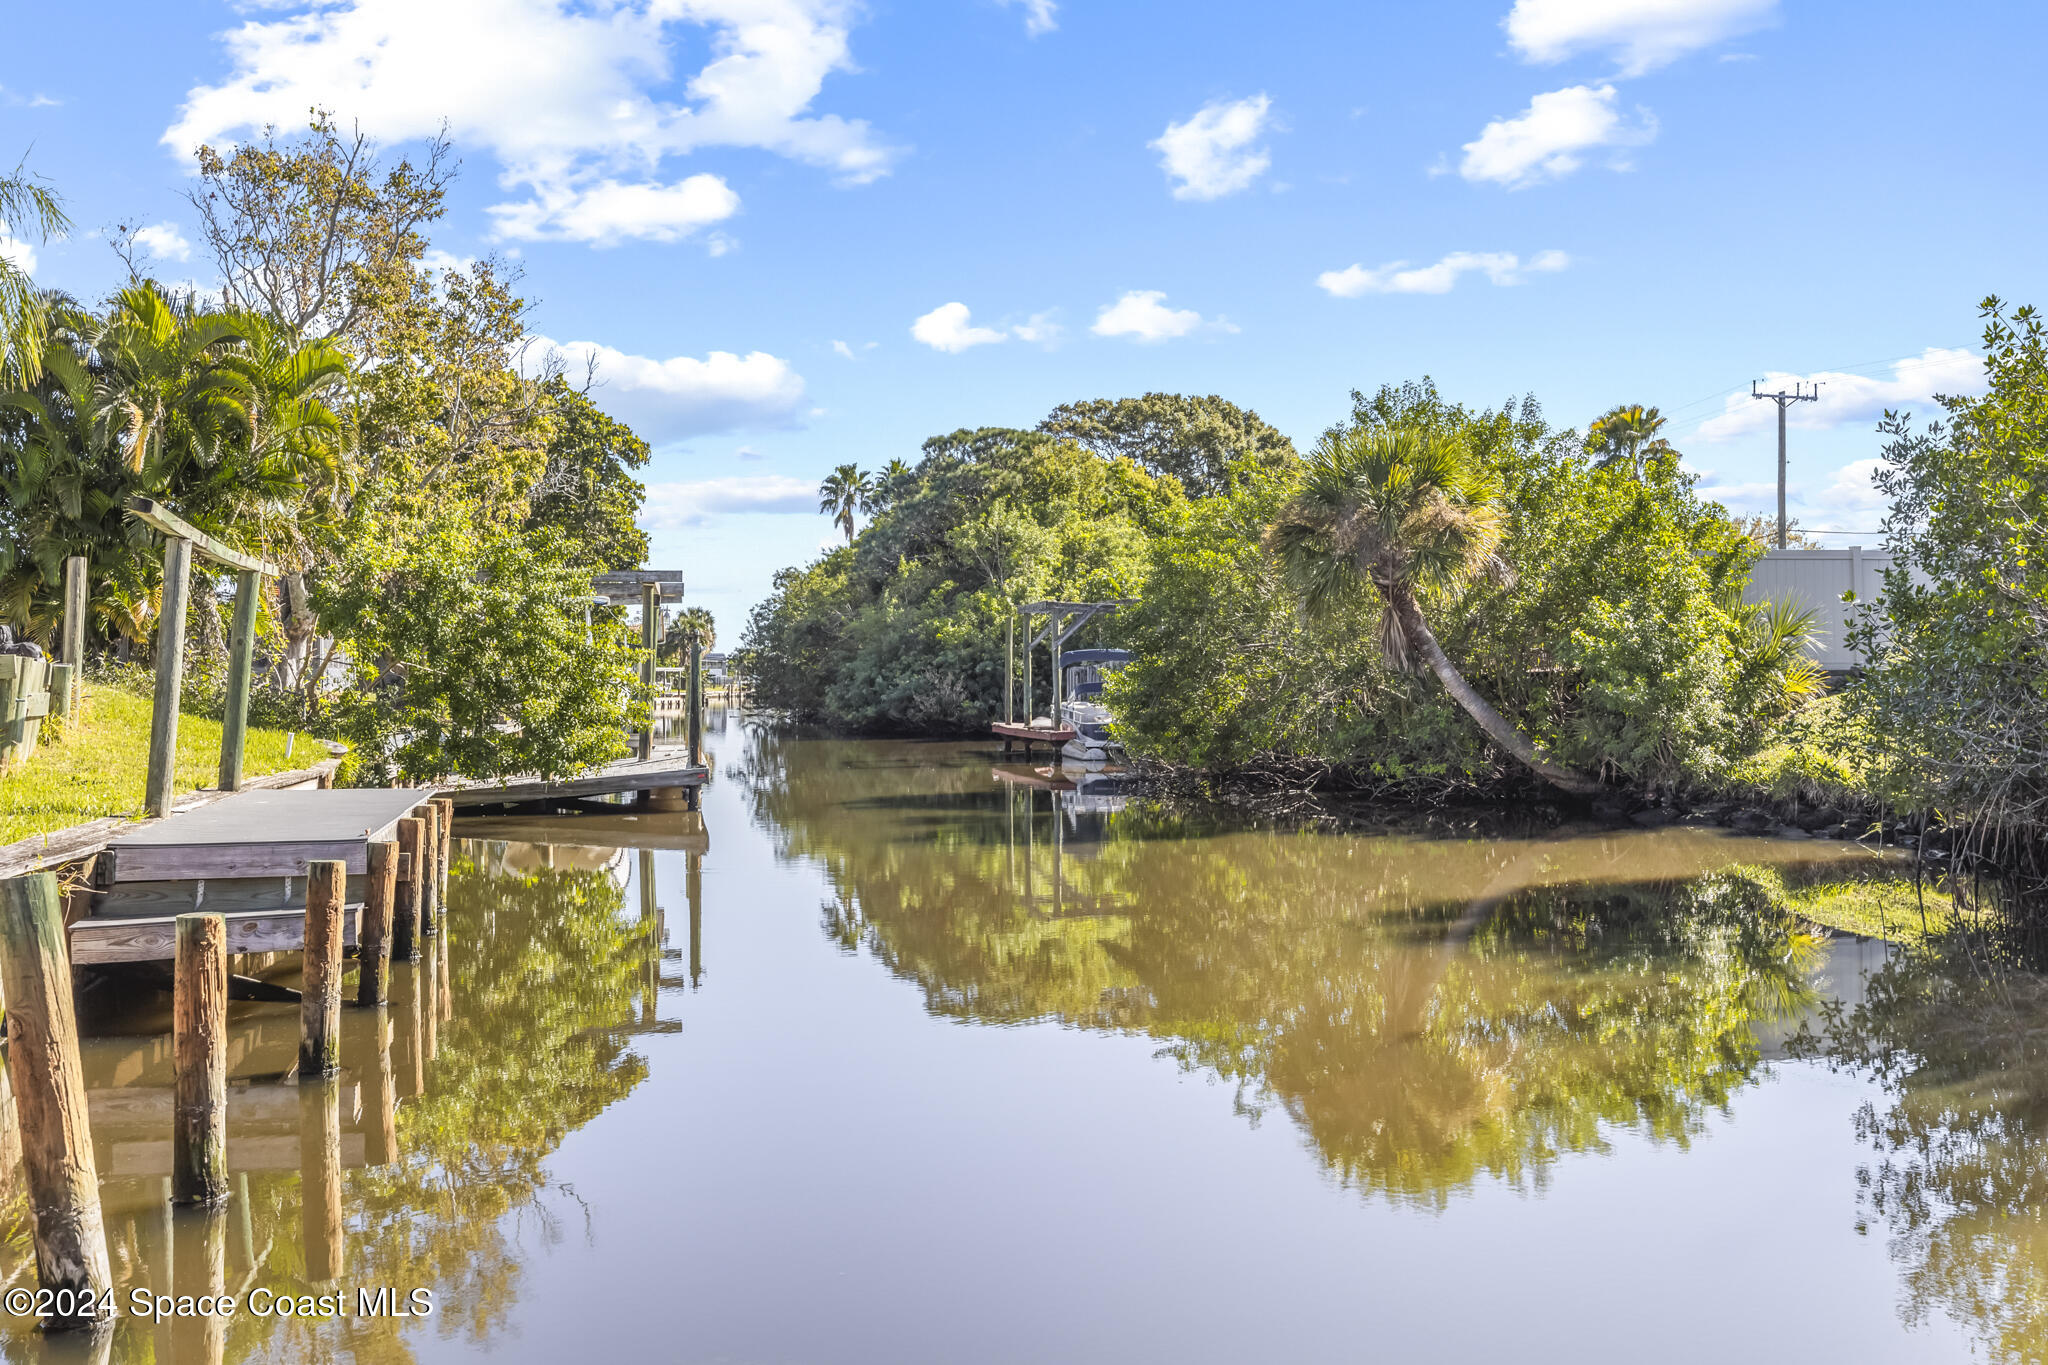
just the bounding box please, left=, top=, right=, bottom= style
left=1584, top=404, right=1677, bottom=478
left=0, top=165, right=69, bottom=383
left=1265, top=427, right=1602, bottom=796
left=818, top=463, right=872, bottom=544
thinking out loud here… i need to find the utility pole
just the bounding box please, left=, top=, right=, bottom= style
left=1751, top=380, right=1821, bottom=549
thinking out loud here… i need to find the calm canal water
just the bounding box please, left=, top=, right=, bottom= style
left=5, top=713, right=2046, bottom=1362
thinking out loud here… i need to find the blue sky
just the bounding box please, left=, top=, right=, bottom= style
left=4, top=0, right=2042, bottom=638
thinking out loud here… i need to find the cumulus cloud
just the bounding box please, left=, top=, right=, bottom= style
left=1505, top=0, right=1779, bottom=76
left=1694, top=349, right=1987, bottom=443
left=1090, top=290, right=1233, bottom=343
left=488, top=174, right=740, bottom=246
left=1012, top=311, right=1063, bottom=345
left=643, top=474, right=816, bottom=528
left=165, top=0, right=898, bottom=247
left=911, top=302, right=1007, bottom=353
left=132, top=222, right=192, bottom=262
left=1460, top=84, right=1656, bottom=188
left=998, top=0, right=1058, bottom=36
left=536, top=336, right=807, bottom=442
left=1317, top=249, right=1568, bottom=297
left=1151, top=95, right=1274, bottom=201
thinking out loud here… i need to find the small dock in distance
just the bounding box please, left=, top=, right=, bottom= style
left=444, top=747, right=710, bottom=815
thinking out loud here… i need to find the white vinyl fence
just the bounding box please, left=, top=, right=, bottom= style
left=1742, top=548, right=1895, bottom=670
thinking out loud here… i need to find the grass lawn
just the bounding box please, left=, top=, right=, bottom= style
left=0, top=683, right=326, bottom=846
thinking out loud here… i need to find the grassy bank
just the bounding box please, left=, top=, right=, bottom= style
left=0, top=682, right=325, bottom=845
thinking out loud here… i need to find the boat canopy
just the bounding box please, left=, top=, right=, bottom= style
left=1058, top=648, right=1133, bottom=667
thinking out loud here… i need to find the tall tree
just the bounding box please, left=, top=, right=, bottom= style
left=1265, top=427, right=1602, bottom=796
left=0, top=162, right=68, bottom=383
left=1039, top=392, right=1296, bottom=496
left=818, top=463, right=871, bottom=544
left=526, top=378, right=651, bottom=571
left=1584, top=404, right=1677, bottom=478
left=662, top=606, right=715, bottom=663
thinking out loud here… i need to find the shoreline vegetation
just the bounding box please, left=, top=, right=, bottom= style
left=742, top=309, right=2048, bottom=929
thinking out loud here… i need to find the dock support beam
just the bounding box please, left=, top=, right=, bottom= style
left=173, top=912, right=228, bottom=1205
left=146, top=536, right=194, bottom=818
left=433, top=797, right=454, bottom=905
left=0, top=873, right=112, bottom=1329
left=357, top=840, right=396, bottom=1007
left=638, top=583, right=659, bottom=762
left=392, top=817, right=424, bottom=961
left=412, top=802, right=440, bottom=938
left=61, top=555, right=86, bottom=717
left=299, top=860, right=345, bottom=1077
left=688, top=639, right=703, bottom=768
left=217, top=569, right=262, bottom=793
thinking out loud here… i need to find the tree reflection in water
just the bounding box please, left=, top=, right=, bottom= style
left=1793, top=932, right=2048, bottom=1364
left=738, top=726, right=1851, bottom=1209
left=0, top=850, right=661, bottom=1365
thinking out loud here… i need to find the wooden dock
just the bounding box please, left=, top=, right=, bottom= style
left=444, top=748, right=710, bottom=814
left=70, top=786, right=433, bottom=965
left=992, top=721, right=1075, bottom=760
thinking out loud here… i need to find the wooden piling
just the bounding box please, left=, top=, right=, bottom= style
left=170, top=1202, right=227, bottom=1365
left=298, top=1079, right=344, bottom=1281
left=411, top=802, right=439, bottom=938
left=432, top=796, right=454, bottom=904
left=0, top=872, right=112, bottom=1326
left=299, top=860, right=345, bottom=1077
left=687, top=639, right=703, bottom=767
left=391, top=817, right=424, bottom=962
left=145, top=535, right=194, bottom=819
left=366, top=1009, right=397, bottom=1165
left=356, top=839, right=397, bottom=1007
left=172, top=912, right=229, bottom=1205
left=61, top=555, right=87, bottom=677
left=638, top=583, right=660, bottom=762
left=49, top=662, right=74, bottom=725
left=216, top=568, right=262, bottom=793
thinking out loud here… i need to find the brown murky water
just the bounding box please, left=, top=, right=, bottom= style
left=4, top=717, right=2045, bottom=1362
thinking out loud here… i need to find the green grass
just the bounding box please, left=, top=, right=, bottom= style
left=0, top=682, right=326, bottom=846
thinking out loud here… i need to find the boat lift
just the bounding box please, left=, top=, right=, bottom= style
left=991, top=599, right=1132, bottom=758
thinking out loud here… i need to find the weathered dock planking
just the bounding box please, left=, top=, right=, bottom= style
left=443, top=749, right=709, bottom=812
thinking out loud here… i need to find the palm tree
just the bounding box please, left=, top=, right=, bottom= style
left=0, top=165, right=68, bottom=384
left=864, top=458, right=915, bottom=514
left=662, top=606, right=715, bottom=663
left=1584, top=404, right=1677, bottom=478
left=1265, top=427, right=1602, bottom=796
left=818, top=463, right=872, bottom=544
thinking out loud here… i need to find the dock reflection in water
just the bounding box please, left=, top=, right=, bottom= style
left=0, top=824, right=694, bottom=1364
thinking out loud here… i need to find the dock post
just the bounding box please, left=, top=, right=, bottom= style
left=433, top=797, right=454, bottom=904
left=145, top=535, right=194, bottom=818
left=365, top=1009, right=397, bottom=1165
left=50, top=662, right=74, bottom=725
left=299, top=1079, right=344, bottom=1281
left=61, top=555, right=86, bottom=714
left=172, top=913, right=229, bottom=1205
left=1024, top=609, right=1033, bottom=721
left=356, top=839, right=396, bottom=1007
left=639, top=582, right=659, bottom=762
left=299, top=860, right=345, bottom=1077
left=411, top=802, right=440, bottom=937
left=216, top=568, right=262, bottom=792
left=687, top=849, right=703, bottom=987
left=688, top=639, right=703, bottom=767
left=392, top=817, right=424, bottom=961
left=1005, top=609, right=1014, bottom=725
left=0, top=873, right=112, bottom=1327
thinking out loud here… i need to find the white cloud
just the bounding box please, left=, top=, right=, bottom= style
left=1460, top=84, right=1656, bottom=188
left=1151, top=95, right=1274, bottom=201
left=1505, top=0, right=1778, bottom=77
left=165, top=0, right=898, bottom=248
left=911, top=302, right=1007, bottom=353
left=0, top=235, right=36, bottom=274
left=132, top=222, right=192, bottom=262
left=1012, top=311, right=1063, bottom=345
left=1090, top=290, right=1234, bottom=343
left=489, top=174, right=740, bottom=246
left=643, top=474, right=816, bottom=528
left=1317, top=249, right=1569, bottom=298
left=1694, top=349, right=1987, bottom=443
left=536, top=336, right=807, bottom=442
left=998, top=0, right=1058, bottom=36
left=831, top=340, right=856, bottom=359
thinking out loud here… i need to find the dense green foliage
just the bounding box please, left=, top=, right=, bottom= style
left=1038, top=391, right=1296, bottom=495
left=1113, top=382, right=1817, bottom=794
left=1851, top=297, right=2048, bottom=838
left=0, top=122, right=659, bottom=783
left=744, top=425, right=1187, bottom=731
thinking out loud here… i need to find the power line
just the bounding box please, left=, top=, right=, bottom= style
left=1753, top=380, right=1820, bottom=549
